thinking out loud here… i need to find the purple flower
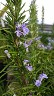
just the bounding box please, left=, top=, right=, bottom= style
left=24, top=59, right=29, bottom=63
left=23, top=59, right=29, bottom=65
left=15, top=30, right=22, bottom=37
left=35, top=80, right=41, bottom=87
left=23, top=41, right=29, bottom=48
left=4, top=50, right=8, bottom=54
left=35, top=73, right=48, bottom=87
left=22, top=23, right=29, bottom=36
left=22, top=27, right=29, bottom=36
left=23, top=40, right=32, bottom=52
left=39, top=73, right=48, bottom=81
left=25, top=64, right=33, bottom=71
left=15, top=23, right=29, bottom=37
left=23, top=40, right=32, bottom=48
left=21, top=23, right=26, bottom=27
left=23, top=42, right=29, bottom=52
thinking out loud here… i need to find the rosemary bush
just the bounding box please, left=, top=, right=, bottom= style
left=0, top=0, right=54, bottom=96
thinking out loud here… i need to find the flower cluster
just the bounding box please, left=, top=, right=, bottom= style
left=4, top=22, right=48, bottom=89
left=35, top=73, right=48, bottom=87
left=38, top=43, right=53, bottom=50
left=23, top=60, right=48, bottom=86
left=15, top=23, right=29, bottom=37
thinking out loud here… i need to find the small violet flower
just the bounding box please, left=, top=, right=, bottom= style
left=23, top=41, right=29, bottom=48
left=23, top=59, right=29, bottom=65
left=15, top=30, right=22, bottom=37
left=25, top=64, right=33, bottom=71
left=4, top=50, right=8, bottom=54
left=35, top=73, right=48, bottom=87
left=39, top=73, right=48, bottom=81
left=23, top=41, right=29, bottom=52
left=21, top=23, right=29, bottom=36
left=35, top=80, right=41, bottom=87
left=4, top=50, right=11, bottom=58
left=23, top=40, right=32, bottom=52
